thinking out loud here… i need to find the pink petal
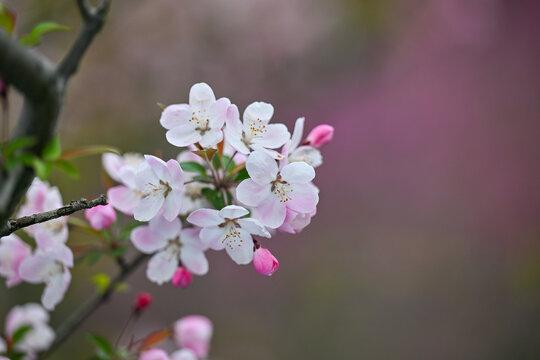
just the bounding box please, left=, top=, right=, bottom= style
left=187, top=209, right=222, bottom=227
left=287, top=183, right=319, bottom=213
left=219, top=205, right=248, bottom=219
left=256, top=196, right=287, bottom=228
left=131, top=226, right=168, bottom=254
left=162, top=189, right=182, bottom=221
left=140, top=349, right=170, bottom=360
left=166, top=159, right=184, bottom=189
left=146, top=251, right=178, bottom=285
left=107, top=186, right=140, bottom=215
left=180, top=246, right=209, bottom=275
left=149, top=216, right=182, bottom=240
left=160, top=104, right=191, bottom=130
left=236, top=179, right=270, bottom=207
left=133, top=195, right=164, bottom=222
left=19, top=254, right=50, bottom=283
left=145, top=155, right=170, bottom=183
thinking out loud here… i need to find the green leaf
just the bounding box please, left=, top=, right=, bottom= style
left=212, top=153, right=222, bottom=169
left=91, top=273, right=110, bottom=295
left=55, top=159, right=79, bottom=178
left=11, top=325, right=33, bottom=345
left=87, top=251, right=102, bottom=266
left=0, top=4, right=16, bottom=35
left=19, top=22, right=70, bottom=47
left=222, top=155, right=234, bottom=173
left=42, top=135, right=61, bottom=161
left=234, top=167, right=250, bottom=182
left=201, top=188, right=226, bottom=210
left=5, top=136, right=36, bottom=158
left=109, top=246, right=126, bottom=258
left=60, top=145, right=120, bottom=160
left=32, top=157, right=53, bottom=180
left=180, top=161, right=207, bottom=176
left=87, top=333, right=114, bottom=359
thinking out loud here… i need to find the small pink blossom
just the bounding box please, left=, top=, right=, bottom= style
left=187, top=205, right=270, bottom=265
left=5, top=303, right=55, bottom=354
left=306, top=124, right=334, bottom=148
left=278, top=208, right=315, bottom=234
left=236, top=150, right=318, bottom=228
left=253, top=247, right=279, bottom=276
left=0, top=234, right=31, bottom=287
left=172, top=267, right=192, bottom=288
left=104, top=152, right=145, bottom=216
left=160, top=83, right=230, bottom=148
left=173, top=315, right=213, bottom=358
left=131, top=216, right=208, bottom=284
left=85, top=204, right=117, bottom=230
left=132, top=155, right=184, bottom=222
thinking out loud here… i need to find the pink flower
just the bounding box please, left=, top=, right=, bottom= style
left=160, top=83, right=230, bottom=148
left=278, top=208, right=315, bottom=234
left=5, top=303, right=54, bottom=354
left=306, top=124, right=334, bottom=148
left=253, top=247, right=279, bottom=276
left=84, top=204, right=117, bottom=230
left=173, top=315, right=213, bottom=358
left=236, top=151, right=319, bottom=228
left=0, top=234, right=31, bottom=287
left=131, top=216, right=208, bottom=284
left=134, top=292, right=153, bottom=313
left=104, top=152, right=145, bottom=215
left=187, top=205, right=270, bottom=265
left=132, top=155, right=184, bottom=222
left=19, top=235, right=73, bottom=310
left=172, top=267, right=192, bottom=288
left=17, top=178, right=68, bottom=243
left=224, top=102, right=290, bottom=155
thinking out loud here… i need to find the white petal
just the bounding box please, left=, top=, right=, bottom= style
left=199, top=226, right=226, bottom=250
left=146, top=251, right=178, bottom=285
left=166, top=125, right=201, bottom=148
left=243, top=102, right=274, bottom=124
left=236, top=179, right=271, bottom=207
left=42, top=270, right=70, bottom=310
left=187, top=209, right=222, bottom=227
left=149, top=216, right=182, bottom=240
left=102, top=153, right=124, bottom=182
left=189, top=83, right=216, bottom=109
left=219, top=205, right=249, bottom=219
left=252, top=123, right=290, bottom=149
left=224, top=125, right=250, bottom=154
left=180, top=246, right=209, bottom=276
left=225, top=230, right=254, bottom=265
left=167, top=159, right=184, bottom=189
left=208, top=97, right=230, bottom=129
left=160, top=104, right=191, bottom=130
left=237, top=218, right=271, bottom=238
left=245, top=151, right=278, bottom=185
left=287, top=183, right=319, bottom=213
left=256, top=196, right=287, bottom=228
left=180, top=228, right=206, bottom=249
left=289, top=146, right=323, bottom=168
left=280, top=162, right=315, bottom=183
left=145, top=155, right=170, bottom=183
left=133, top=194, right=164, bottom=222
left=19, top=255, right=50, bottom=283
left=199, top=129, right=223, bottom=148
left=289, top=117, right=305, bottom=152
left=162, top=189, right=183, bottom=221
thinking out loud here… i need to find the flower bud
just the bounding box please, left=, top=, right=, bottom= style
left=173, top=315, right=213, bottom=358
left=85, top=204, right=117, bottom=230
left=172, top=267, right=192, bottom=288
left=253, top=247, right=279, bottom=276
left=306, top=124, right=334, bottom=148
left=134, top=292, right=153, bottom=314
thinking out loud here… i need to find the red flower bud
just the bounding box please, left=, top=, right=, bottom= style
left=134, top=292, right=153, bottom=313
left=172, top=267, right=192, bottom=288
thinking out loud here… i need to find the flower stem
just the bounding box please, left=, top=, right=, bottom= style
left=39, top=253, right=149, bottom=359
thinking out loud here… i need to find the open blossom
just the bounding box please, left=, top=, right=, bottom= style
left=281, top=117, right=323, bottom=169
left=19, top=235, right=73, bottom=310
left=224, top=101, right=290, bottom=156
left=187, top=205, right=270, bottom=265
left=85, top=204, right=117, bottom=230
left=236, top=150, right=318, bottom=228
left=132, top=155, right=184, bottom=222
left=0, top=234, right=31, bottom=287
left=131, top=216, right=208, bottom=284
left=5, top=303, right=55, bottom=354
left=105, top=152, right=145, bottom=215
left=160, top=83, right=230, bottom=148
left=17, top=178, right=68, bottom=243
left=174, top=315, right=213, bottom=358
left=278, top=208, right=316, bottom=234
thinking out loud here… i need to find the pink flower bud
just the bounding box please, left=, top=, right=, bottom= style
left=134, top=292, right=153, bottom=313
left=253, top=247, right=279, bottom=276
left=306, top=124, right=334, bottom=148
left=173, top=315, right=213, bottom=358
left=85, top=204, right=117, bottom=230
left=172, top=267, right=192, bottom=288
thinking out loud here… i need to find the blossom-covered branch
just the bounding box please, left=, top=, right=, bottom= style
left=0, top=0, right=111, bottom=235
left=0, top=194, right=107, bottom=237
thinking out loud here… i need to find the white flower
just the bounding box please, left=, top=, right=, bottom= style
left=5, top=303, right=55, bottom=354
left=281, top=117, right=322, bottom=168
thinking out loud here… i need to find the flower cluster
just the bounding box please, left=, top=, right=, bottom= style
left=102, top=82, right=333, bottom=284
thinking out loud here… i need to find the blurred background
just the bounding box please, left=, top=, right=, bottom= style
left=2, top=0, right=540, bottom=359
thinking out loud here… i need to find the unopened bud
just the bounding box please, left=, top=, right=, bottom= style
left=253, top=247, right=279, bottom=276
left=306, top=124, right=334, bottom=148
left=172, top=267, right=192, bottom=288
left=85, top=204, right=117, bottom=230
left=134, top=292, right=152, bottom=314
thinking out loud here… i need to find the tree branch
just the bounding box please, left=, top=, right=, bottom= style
left=40, top=253, right=149, bottom=360
left=0, top=194, right=107, bottom=237
left=0, top=0, right=112, bottom=235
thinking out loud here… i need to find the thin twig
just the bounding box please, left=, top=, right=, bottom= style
left=40, top=253, right=149, bottom=360
left=0, top=194, right=107, bottom=237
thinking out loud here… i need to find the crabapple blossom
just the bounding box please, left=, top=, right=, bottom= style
left=0, top=234, right=31, bottom=287
left=160, top=83, right=230, bottom=148
left=19, top=235, right=73, bottom=310
left=306, top=124, right=334, bottom=148
left=131, top=216, right=208, bottom=284
left=84, top=203, right=117, bottom=230
left=187, top=205, right=270, bottom=265
left=132, top=155, right=184, bottom=222
left=278, top=208, right=316, bottom=234
left=236, top=150, right=318, bottom=228
left=173, top=315, right=213, bottom=358
left=17, top=178, right=68, bottom=243
left=224, top=101, right=290, bottom=156
left=253, top=246, right=279, bottom=276
left=5, top=303, right=55, bottom=354
left=172, top=266, right=192, bottom=288
left=281, top=117, right=322, bottom=168
left=105, top=152, right=145, bottom=215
